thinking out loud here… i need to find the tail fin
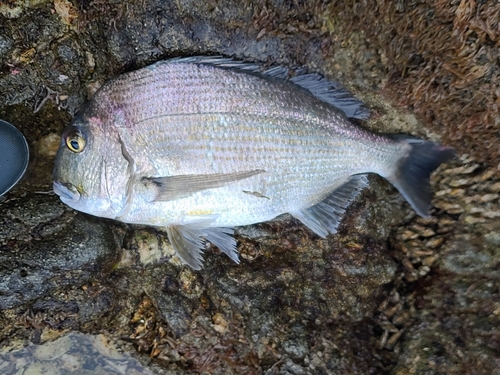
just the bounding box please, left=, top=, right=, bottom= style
left=388, top=138, right=455, bottom=217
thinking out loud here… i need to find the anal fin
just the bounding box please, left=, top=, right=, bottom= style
left=290, top=175, right=369, bottom=238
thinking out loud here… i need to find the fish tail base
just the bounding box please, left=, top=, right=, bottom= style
left=389, top=138, right=455, bottom=217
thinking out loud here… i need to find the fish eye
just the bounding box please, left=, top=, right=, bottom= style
left=65, top=130, right=86, bottom=153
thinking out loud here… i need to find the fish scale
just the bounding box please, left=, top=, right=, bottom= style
left=119, top=109, right=371, bottom=218
left=53, top=57, right=455, bottom=269
left=127, top=113, right=347, bottom=173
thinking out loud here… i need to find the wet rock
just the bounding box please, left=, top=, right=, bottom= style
left=0, top=35, right=13, bottom=59
left=392, top=275, right=500, bottom=375
left=0, top=194, right=122, bottom=310
left=282, top=340, right=308, bottom=360
left=0, top=332, right=153, bottom=375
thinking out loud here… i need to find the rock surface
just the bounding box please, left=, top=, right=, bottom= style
left=0, top=1, right=498, bottom=374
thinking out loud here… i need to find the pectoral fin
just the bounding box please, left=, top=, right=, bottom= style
left=143, top=170, right=265, bottom=202
left=166, top=224, right=239, bottom=270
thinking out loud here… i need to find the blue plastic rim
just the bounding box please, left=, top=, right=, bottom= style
left=0, top=119, right=29, bottom=196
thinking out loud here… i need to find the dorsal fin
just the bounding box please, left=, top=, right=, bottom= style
left=155, top=56, right=369, bottom=120
left=290, top=74, right=369, bottom=119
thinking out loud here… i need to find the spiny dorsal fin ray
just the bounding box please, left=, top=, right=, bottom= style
left=143, top=169, right=264, bottom=202
left=152, top=57, right=369, bottom=120
left=290, top=175, right=369, bottom=238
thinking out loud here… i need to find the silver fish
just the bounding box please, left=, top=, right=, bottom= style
left=53, top=57, right=455, bottom=269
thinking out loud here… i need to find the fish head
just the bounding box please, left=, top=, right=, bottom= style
left=53, top=112, right=130, bottom=219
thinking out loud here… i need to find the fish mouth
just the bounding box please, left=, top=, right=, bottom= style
left=53, top=181, right=81, bottom=203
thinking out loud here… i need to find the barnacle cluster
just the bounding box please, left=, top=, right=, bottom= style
left=254, top=0, right=500, bottom=166
left=324, top=0, right=499, bottom=166
left=128, top=295, right=261, bottom=373
left=377, top=152, right=500, bottom=372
